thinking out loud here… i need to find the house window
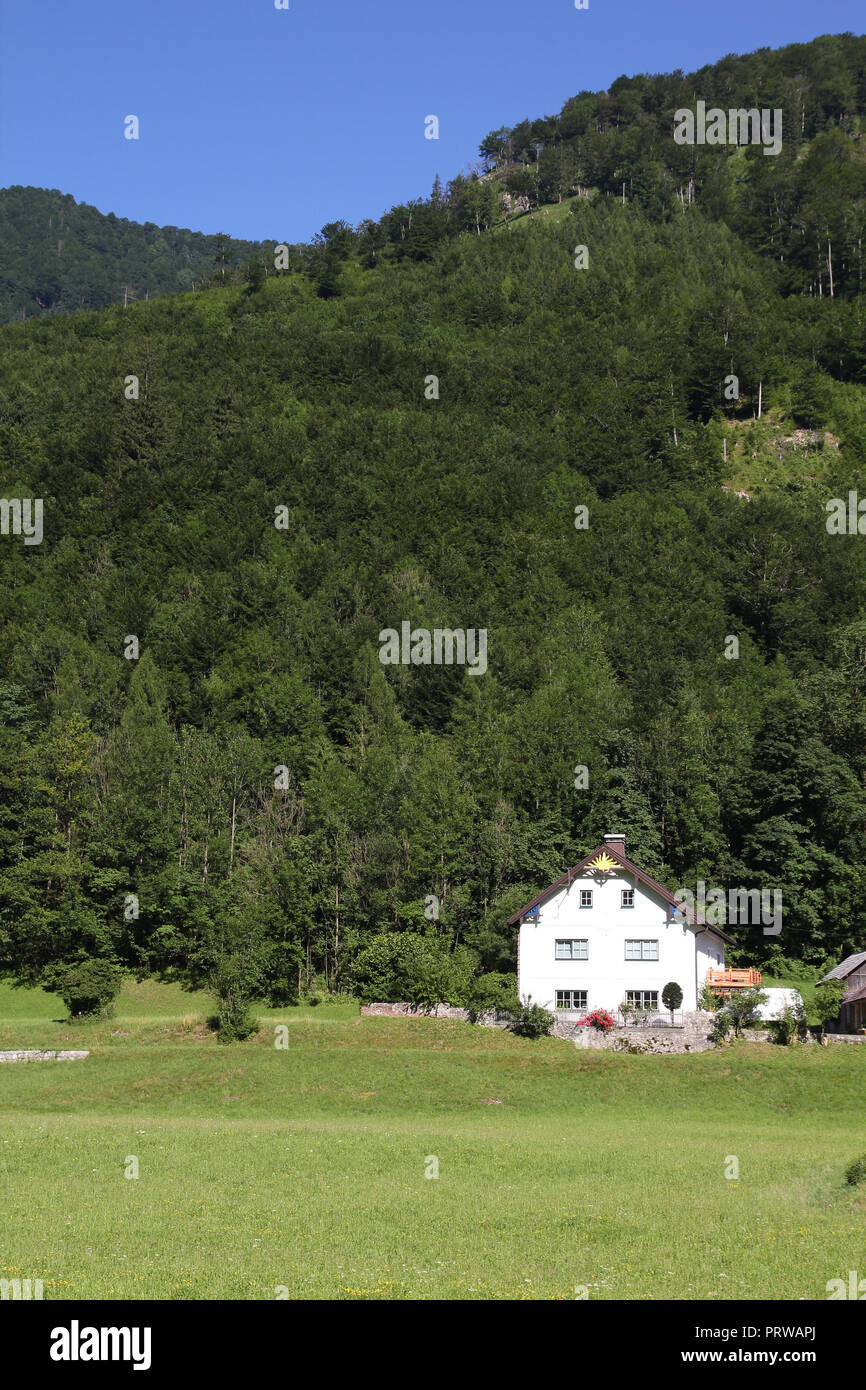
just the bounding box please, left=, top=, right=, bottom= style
left=555, top=939, right=588, bottom=960
left=625, top=939, right=658, bottom=960
left=556, top=990, right=588, bottom=1011
left=625, top=990, right=658, bottom=1010
left=621, top=889, right=634, bottom=908
left=579, top=889, right=593, bottom=908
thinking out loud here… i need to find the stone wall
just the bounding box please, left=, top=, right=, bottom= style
left=554, top=1010, right=716, bottom=1054
left=359, top=1003, right=717, bottom=1050
left=360, top=1002, right=510, bottom=1027
left=0, top=1050, right=89, bottom=1062
left=361, top=1002, right=465, bottom=1019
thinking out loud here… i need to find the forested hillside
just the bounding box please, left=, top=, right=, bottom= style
left=339, top=31, right=866, bottom=306
left=2, top=34, right=866, bottom=1018
left=0, top=187, right=266, bottom=323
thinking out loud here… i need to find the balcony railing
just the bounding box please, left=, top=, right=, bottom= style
left=706, top=967, right=762, bottom=990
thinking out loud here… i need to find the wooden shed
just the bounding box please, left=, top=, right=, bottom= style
left=818, top=952, right=866, bottom=1034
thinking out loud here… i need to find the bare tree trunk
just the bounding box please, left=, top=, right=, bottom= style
left=334, top=885, right=340, bottom=984
left=827, top=237, right=834, bottom=298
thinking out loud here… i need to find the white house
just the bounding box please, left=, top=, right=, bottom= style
left=508, top=834, right=730, bottom=1020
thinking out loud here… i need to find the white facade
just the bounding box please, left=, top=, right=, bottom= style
left=753, top=988, right=804, bottom=1021
left=517, top=859, right=726, bottom=1018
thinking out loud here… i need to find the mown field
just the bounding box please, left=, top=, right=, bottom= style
left=0, top=980, right=863, bottom=1301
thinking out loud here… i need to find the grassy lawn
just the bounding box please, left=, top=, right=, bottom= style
left=0, top=981, right=863, bottom=1300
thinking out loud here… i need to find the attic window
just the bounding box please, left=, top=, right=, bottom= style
left=621, top=889, right=634, bottom=908
left=579, top=889, right=593, bottom=908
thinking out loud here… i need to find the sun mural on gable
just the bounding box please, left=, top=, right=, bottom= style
left=587, top=851, right=618, bottom=873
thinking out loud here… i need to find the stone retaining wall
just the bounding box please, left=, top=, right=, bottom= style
left=360, top=1002, right=510, bottom=1027
left=0, top=1050, right=89, bottom=1062
left=360, top=1004, right=719, bottom=1050
left=554, top=1011, right=716, bottom=1053
left=361, top=1002, right=467, bottom=1019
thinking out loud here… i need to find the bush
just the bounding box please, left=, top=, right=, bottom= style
left=697, top=982, right=718, bottom=1012
left=814, top=979, right=847, bottom=1038
left=662, top=982, right=683, bottom=1021
left=212, top=959, right=259, bottom=1044
left=510, top=996, right=554, bottom=1039
left=723, top=987, right=768, bottom=1037
left=710, top=990, right=769, bottom=1043
left=45, top=960, right=123, bottom=1020
left=770, top=999, right=807, bottom=1045
left=710, top=1011, right=732, bottom=1044
left=464, top=972, right=520, bottom=1023
left=845, top=1154, right=866, bottom=1186
left=582, top=1007, right=616, bottom=1033
left=348, top=931, right=474, bottom=1011
left=407, top=951, right=463, bottom=1013
left=348, top=932, right=422, bottom=1003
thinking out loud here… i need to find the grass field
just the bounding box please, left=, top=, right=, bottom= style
left=0, top=981, right=864, bottom=1301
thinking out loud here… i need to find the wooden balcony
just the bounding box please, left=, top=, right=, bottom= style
left=706, top=967, right=762, bottom=992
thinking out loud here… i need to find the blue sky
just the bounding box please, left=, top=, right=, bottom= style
left=0, top=0, right=862, bottom=243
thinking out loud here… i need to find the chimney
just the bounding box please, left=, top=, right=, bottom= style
left=604, top=833, right=626, bottom=857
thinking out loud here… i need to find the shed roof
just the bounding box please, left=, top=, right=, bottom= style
left=818, top=951, right=866, bottom=983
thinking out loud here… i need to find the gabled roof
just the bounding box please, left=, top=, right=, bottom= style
left=818, top=951, right=866, bottom=983
left=506, top=840, right=733, bottom=943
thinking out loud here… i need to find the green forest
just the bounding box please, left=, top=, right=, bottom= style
left=0, top=186, right=266, bottom=323
left=2, top=33, right=866, bottom=1025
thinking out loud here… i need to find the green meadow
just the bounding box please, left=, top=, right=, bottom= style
left=0, top=981, right=863, bottom=1301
